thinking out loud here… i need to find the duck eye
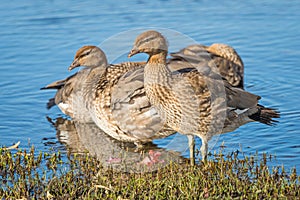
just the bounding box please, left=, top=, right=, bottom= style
left=80, top=50, right=92, bottom=58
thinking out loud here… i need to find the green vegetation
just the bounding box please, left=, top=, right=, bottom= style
left=0, top=147, right=299, bottom=199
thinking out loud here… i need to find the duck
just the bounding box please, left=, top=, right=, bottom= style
left=41, top=46, right=109, bottom=123
left=128, top=30, right=279, bottom=163
left=42, top=45, right=176, bottom=146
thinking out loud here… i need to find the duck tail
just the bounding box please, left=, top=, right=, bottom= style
left=46, top=98, right=56, bottom=110
left=40, top=80, right=66, bottom=90
left=249, top=104, right=280, bottom=125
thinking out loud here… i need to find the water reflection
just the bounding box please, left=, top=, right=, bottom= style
left=48, top=117, right=185, bottom=173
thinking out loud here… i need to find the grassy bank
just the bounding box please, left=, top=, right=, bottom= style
left=0, top=147, right=299, bottom=199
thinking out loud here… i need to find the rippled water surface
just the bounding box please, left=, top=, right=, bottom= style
left=1, top=1, right=300, bottom=171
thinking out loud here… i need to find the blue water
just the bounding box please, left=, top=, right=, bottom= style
left=1, top=1, right=300, bottom=171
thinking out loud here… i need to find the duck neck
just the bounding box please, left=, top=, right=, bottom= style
left=147, top=51, right=167, bottom=64
left=144, top=51, right=170, bottom=86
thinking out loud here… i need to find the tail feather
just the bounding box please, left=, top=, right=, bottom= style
left=41, top=76, right=72, bottom=109
left=40, top=73, right=76, bottom=90
left=46, top=98, right=56, bottom=110
left=40, top=79, right=66, bottom=90
left=249, top=104, right=280, bottom=126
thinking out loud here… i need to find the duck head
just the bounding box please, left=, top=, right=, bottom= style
left=128, top=30, right=168, bottom=57
left=69, top=46, right=108, bottom=71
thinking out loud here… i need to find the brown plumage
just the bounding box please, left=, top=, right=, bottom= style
left=41, top=46, right=108, bottom=122
left=42, top=45, right=176, bottom=145
left=128, top=30, right=279, bottom=162
left=170, top=43, right=244, bottom=89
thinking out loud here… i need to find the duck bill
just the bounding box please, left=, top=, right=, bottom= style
left=128, top=48, right=140, bottom=58
left=68, top=58, right=80, bottom=71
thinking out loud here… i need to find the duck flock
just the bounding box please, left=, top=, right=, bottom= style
left=42, top=30, right=280, bottom=165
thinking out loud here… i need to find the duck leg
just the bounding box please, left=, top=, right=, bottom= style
left=200, top=137, right=208, bottom=161
left=187, top=134, right=195, bottom=165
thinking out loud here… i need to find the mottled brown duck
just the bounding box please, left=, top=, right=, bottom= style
left=42, top=46, right=175, bottom=146
left=128, top=30, right=279, bottom=163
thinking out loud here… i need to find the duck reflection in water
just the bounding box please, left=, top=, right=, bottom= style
left=47, top=116, right=184, bottom=172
